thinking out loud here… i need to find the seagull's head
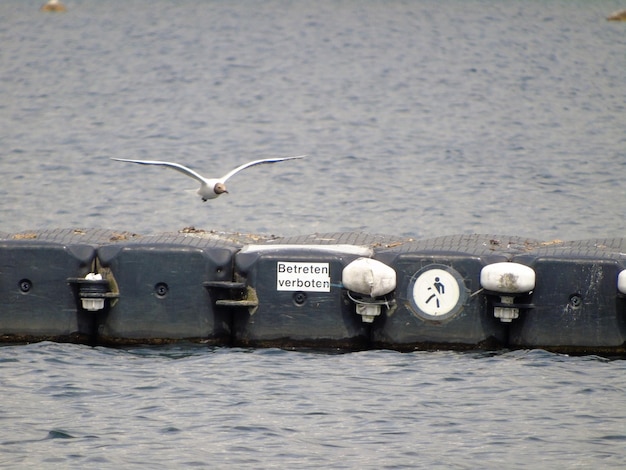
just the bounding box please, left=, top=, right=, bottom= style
left=214, top=182, right=228, bottom=195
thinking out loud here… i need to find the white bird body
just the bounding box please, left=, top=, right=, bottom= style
left=111, top=155, right=306, bottom=201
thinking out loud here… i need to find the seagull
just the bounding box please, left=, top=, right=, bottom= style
left=111, top=155, right=306, bottom=201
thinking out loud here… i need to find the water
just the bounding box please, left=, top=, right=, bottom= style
left=1, top=0, right=625, bottom=240
left=1, top=343, right=625, bottom=469
left=2, top=0, right=626, bottom=467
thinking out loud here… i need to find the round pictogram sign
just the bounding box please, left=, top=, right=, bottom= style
left=408, top=264, right=467, bottom=320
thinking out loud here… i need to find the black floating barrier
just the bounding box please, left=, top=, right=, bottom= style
left=96, top=233, right=242, bottom=345
left=0, top=237, right=96, bottom=342
left=226, top=232, right=407, bottom=349
left=509, top=239, right=626, bottom=354
left=1, top=229, right=625, bottom=355
left=371, top=235, right=541, bottom=351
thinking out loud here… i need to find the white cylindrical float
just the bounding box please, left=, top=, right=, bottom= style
left=480, top=262, right=536, bottom=322
left=342, top=257, right=397, bottom=323
left=618, top=270, right=626, bottom=295
left=480, top=262, right=536, bottom=294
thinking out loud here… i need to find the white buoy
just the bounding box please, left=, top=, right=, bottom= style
left=81, top=273, right=105, bottom=311
left=342, top=258, right=396, bottom=323
left=618, top=270, right=626, bottom=295
left=480, top=262, right=535, bottom=294
left=480, top=262, right=536, bottom=322
left=342, top=257, right=396, bottom=297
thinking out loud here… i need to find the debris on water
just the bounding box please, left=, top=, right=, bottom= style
left=40, top=0, right=66, bottom=12
left=607, top=9, right=626, bottom=21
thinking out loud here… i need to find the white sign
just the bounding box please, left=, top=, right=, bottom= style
left=412, top=268, right=461, bottom=317
left=276, top=262, right=331, bottom=292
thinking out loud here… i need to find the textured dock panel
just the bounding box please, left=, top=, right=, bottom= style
left=375, top=234, right=542, bottom=259
left=0, top=229, right=624, bottom=353
left=263, top=232, right=413, bottom=248
left=96, top=234, right=240, bottom=344
left=369, top=235, right=530, bottom=350
left=8, top=228, right=141, bottom=246
left=509, top=238, right=626, bottom=353
left=0, top=239, right=96, bottom=342
left=231, top=244, right=371, bottom=349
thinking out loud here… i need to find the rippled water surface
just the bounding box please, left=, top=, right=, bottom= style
left=1, top=0, right=625, bottom=240
left=1, top=343, right=626, bottom=469
left=2, top=0, right=626, bottom=467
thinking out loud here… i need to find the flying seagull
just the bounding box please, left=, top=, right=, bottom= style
left=111, top=155, right=306, bottom=201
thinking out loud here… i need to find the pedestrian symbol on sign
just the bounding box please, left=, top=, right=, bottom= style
left=409, top=266, right=466, bottom=319
left=425, top=277, right=445, bottom=308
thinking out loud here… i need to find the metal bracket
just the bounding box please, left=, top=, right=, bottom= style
left=203, top=281, right=259, bottom=311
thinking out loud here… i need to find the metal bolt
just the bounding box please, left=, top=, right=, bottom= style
left=569, top=294, right=582, bottom=309
left=155, top=282, right=169, bottom=298
left=293, top=292, right=307, bottom=306
left=19, top=279, right=32, bottom=293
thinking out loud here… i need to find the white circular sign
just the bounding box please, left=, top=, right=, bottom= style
left=409, top=265, right=466, bottom=319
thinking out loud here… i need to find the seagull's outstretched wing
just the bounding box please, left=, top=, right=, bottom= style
left=111, top=158, right=207, bottom=184
left=219, top=155, right=306, bottom=183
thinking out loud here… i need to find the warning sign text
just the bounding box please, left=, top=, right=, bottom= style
left=276, top=262, right=331, bottom=292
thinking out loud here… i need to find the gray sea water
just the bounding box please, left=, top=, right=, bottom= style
left=2, top=0, right=626, bottom=467
left=1, top=343, right=626, bottom=469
